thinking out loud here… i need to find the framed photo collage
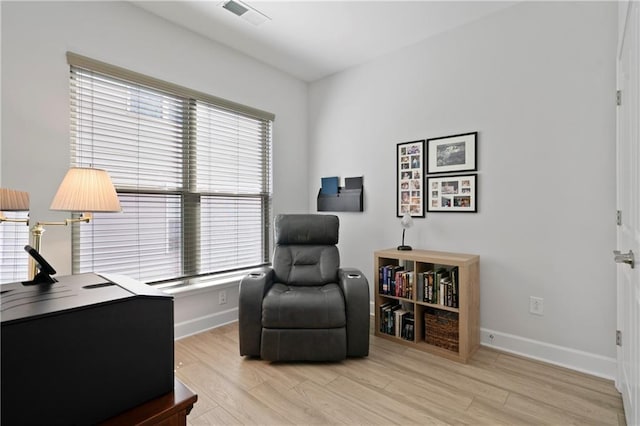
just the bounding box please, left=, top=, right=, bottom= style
left=397, top=132, right=478, bottom=216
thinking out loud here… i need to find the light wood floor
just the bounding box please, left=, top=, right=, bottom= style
left=175, top=322, right=625, bottom=425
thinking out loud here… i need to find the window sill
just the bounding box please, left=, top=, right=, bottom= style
left=154, top=266, right=270, bottom=297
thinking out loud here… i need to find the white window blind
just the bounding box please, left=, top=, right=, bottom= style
left=69, top=54, right=273, bottom=284
left=0, top=212, right=30, bottom=284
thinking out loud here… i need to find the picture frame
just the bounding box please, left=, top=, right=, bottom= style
left=427, top=174, right=477, bottom=213
left=426, top=132, right=477, bottom=174
left=397, top=140, right=425, bottom=217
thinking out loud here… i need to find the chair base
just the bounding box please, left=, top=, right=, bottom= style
left=261, top=328, right=346, bottom=361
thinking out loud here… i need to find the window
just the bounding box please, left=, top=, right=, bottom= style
left=68, top=53, right=274, bottom=285
left=0, top=212, right=30, bottom=284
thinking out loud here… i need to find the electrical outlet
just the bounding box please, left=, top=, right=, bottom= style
left=219, top=289, right=227, bottom=305
left=529, top=296, right=543, bottom=315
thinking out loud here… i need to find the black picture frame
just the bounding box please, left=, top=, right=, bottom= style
left=397, top=140, right=425, bottom=217
left=426, top=132, right=477, bottom=174
left=426, top=174, right=478, bottom=213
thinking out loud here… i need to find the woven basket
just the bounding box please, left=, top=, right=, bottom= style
left=424, top=309, right=459, bottom=352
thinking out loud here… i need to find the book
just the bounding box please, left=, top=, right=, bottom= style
left=395, top=271, right=414, bottom=299
left=417, top=272, right=425, bottom=302
left=380, top=302, right=401, bottom=335
left=435, top=268, right=449, bottom=305
left=387, top=304, right=401, bottom=335
left=379, top=302, right=394, bottom=333
left=425, top=271, right=434, bottom=303
left=389, top=265, right=404, bottom=296
left=320, top=176, right=339, bottom=195
left=405, top=271, right=414, bottom=299
left=441, top=277, right=452, bottom=307
left=379, top=265, right=392, bottom=294
left=451, top=267, right=459, bottom=308
left=395, top=270, right=404, bottom=297
left=402, top=314, right=415, bottom=341
left=394, top=309, right=408, bottom=337
left=345, top=176, right=363, bottom=190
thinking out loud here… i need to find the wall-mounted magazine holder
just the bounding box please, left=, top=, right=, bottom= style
left=317, top=176, right=363, bottom=212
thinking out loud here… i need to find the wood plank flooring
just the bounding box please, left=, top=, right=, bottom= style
left=175, top=322, right=626, bottom=425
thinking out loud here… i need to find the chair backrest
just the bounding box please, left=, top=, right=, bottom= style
left=272, top=214, right=340, bottom=286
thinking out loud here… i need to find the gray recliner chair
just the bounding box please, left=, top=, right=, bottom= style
left=238, top=214, right=370, bottom=361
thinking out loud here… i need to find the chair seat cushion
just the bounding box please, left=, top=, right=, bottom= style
left=262, top=283, right=346, bottom=329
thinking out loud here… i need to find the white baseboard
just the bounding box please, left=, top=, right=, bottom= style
left=481, top=328, right=616, bottom=380
left=174, top=307, right=238, bottom=340
left=370, top=298, right=615, bottom=379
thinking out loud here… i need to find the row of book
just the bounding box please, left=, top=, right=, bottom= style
left=379, top=302, right=415, bottom=341
left=378, top=265, right=413, bottom=299
left=378, top=264, right=459, bottom=308
left=418, top=267, right=459, bottom=308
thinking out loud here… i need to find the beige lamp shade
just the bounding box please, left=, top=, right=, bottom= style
left=50, top=167, right=121, bottom=212
left=0, top=188, right=30, bottom=211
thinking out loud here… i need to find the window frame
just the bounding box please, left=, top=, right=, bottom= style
left=68, top=52, right=274, bottom=287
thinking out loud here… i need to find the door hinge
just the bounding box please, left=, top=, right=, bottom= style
left=617, top=90, right=622, bottom=106
left=617, top=210, right=622, bottom=226
left=616, top=330, right=622, bottom=346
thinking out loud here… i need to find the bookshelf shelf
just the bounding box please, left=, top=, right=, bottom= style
left=416, top=301, right=459, bottom=313
left=374, top=248, right=480, bottom=363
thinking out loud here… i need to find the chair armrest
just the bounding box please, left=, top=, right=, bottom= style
left=238, top=268, right=274, bottom=356
left=338, top=268, right=370, bottom=357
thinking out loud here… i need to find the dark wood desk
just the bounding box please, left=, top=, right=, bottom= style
left=101, top=378, right=197, bottom=426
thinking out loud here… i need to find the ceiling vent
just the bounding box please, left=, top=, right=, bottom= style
left=220, top=0, right=271, bottom=26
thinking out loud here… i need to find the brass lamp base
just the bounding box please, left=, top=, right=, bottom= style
left=29, top=214, right=93, bottom=279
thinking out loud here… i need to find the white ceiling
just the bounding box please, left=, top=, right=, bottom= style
left=132, top=1, right=517, bottom=82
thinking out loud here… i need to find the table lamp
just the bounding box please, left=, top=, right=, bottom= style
left=0, top=188, right=30, bottom=224
left=397, top=212, right=414, bottom=251
left=30, top=167, right=121, bottom=278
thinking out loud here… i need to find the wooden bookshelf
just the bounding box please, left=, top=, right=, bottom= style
left=374, top=248, right=480, bottom=363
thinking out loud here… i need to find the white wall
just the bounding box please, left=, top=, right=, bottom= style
left=1, top=1, right=621, bottom=378
left=1, top=1, right=308, bottom=332
left=309, top=1, right=618, bottom=377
